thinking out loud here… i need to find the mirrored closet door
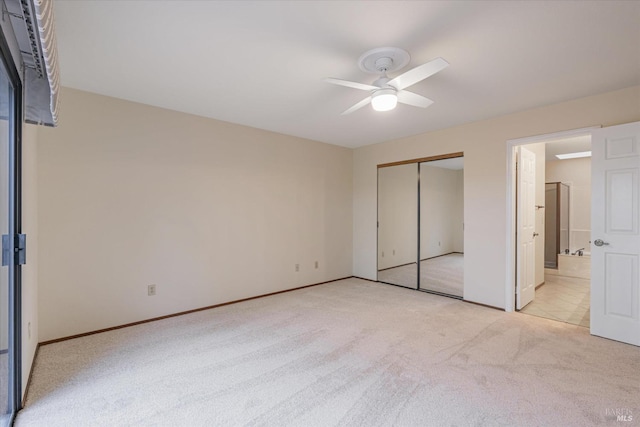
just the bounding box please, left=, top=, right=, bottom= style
left=377, top=163, right=418, bottom=289
left=419, top=158, right=464, bottom=297
left=377, top=153, right=464, bottom=298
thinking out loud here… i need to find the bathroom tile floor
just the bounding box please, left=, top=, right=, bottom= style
left=520, top=274, right=590, bottom=328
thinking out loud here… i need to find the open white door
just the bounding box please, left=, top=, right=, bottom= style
left=517, top=146, right=536, bottom=309
left=591, top=121, right=640, bottom=346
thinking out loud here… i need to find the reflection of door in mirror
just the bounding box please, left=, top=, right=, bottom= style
left=377, top=163, right=418, bottom=289
left=419, top=157, right=464, bottom=297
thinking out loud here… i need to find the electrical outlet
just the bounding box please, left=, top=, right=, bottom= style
left=295, top=264, right=299, bottom=272
left=148, top=284, right=156, bottom=296
left=315, top=261, right=319, bottom=269
left=382, top=251, right=385, bottom=257
left=393, top=249, right=395, bottom=255
left=28, top=322, right=31, bottom=339
left=438, top=241, right=441, bottom=247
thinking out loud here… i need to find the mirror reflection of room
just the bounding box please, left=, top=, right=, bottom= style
left=377, top=163, right=418, bottom=289
left=376, top=155, right=464, bottom=298
left=419, top=157, right=464, bottom=297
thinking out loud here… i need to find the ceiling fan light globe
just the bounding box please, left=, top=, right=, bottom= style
left=371, top=89, right=398, bottom=112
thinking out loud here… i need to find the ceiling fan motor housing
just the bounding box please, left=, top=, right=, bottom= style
left=374, top=57, right=393, bottom=72
left=358, top=47, right=410, bottom=74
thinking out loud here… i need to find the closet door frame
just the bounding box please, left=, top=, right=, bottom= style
left=377, top=152, right=463, bottom=294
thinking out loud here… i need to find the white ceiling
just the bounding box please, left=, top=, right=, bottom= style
left=544, top=135, right=592, bottom=162
left=53, top=1, right=640, bottom=148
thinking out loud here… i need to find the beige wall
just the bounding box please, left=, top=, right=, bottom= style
left=22, top=124, right=38, bottom=397
left=353, top=85, right=640, bottom=309
left=37, top=87, right=353, bottom=341
left=33, top=85, right=640, bottom=341
left=546, top=157, right=592, bottom=252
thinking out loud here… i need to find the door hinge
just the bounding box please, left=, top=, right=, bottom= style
left=2, top=234, right=26, bottom=266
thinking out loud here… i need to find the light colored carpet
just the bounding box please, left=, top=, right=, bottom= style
left=378, top=253, right=463, bottom=297
left=16, top=278, right=640, bottom=426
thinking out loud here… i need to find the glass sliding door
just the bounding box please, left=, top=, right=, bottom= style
left=377, top=163, right=418, bottom=289
left=0, top=29, right=21, bottom=425
left=0, top=49, right=11, bottom=426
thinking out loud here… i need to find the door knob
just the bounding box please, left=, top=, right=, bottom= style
left=533, top=232, right=539, bottom=238
left=594, top=239, right=609, bottom=247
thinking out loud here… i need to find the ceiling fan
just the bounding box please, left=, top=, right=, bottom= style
left=326, top=47, right=449, bottom=115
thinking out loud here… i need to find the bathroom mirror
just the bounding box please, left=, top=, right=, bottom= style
left=377, top=163, right=418, bottom=289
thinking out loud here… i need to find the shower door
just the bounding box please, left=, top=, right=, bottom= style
left=544, top=182, right=570, bottom=268
left=544, top=183, right=559, bottom=268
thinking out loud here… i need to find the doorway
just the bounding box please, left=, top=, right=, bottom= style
left=516, top=135, right=591, bottom=328
left=507, top=124, right=640, bottom=346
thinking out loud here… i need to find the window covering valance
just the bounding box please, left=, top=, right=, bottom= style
left=5, top=0, right=59, bottom=126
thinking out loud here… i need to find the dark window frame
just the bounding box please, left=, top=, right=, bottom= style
left=0, top=21, right=23, bottom=425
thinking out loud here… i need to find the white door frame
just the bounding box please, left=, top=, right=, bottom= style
left=504, top=126, right=601, bottom=312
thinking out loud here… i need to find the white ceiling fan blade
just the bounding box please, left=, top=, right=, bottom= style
left=388, top=57, right=449, bottom=90
left=342, top=96, right=372, bottom=115
left=397, top=90, right=434, bottom=108
left=325, top=78, right=378, bottom=91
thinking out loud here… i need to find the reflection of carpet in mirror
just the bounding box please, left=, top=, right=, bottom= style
left=378, top=253, right=463, bottom=297
left=377, top=263, right=418, bottom=289
left=1, top=352, right=8, bottom=421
